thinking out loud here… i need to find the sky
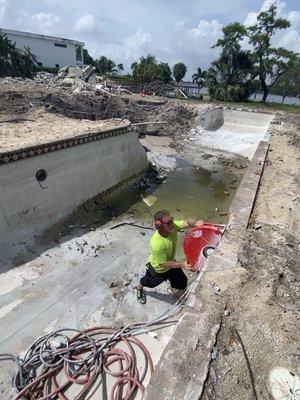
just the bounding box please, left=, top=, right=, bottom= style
left=0, top=0, right=299, bottom=79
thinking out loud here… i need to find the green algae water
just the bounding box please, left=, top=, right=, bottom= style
left=128, top=166, right=241, bottom=225
left=54, top=160, right=244, bottom=241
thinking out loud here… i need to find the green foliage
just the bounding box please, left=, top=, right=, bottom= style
left=207, top=4, right=299, bottom=103
left=35, top=65, right=59, bottom=74
left=172, top=62, right=187, bottom=83
left=94, top=55, right=117, bottom=74
left=207, top=23, right=254, bottom=101
left=131, top=54, right=172, bottom=83
left=108, top=73, right=134, bottom=84
left=248, top=3, right=298, bottom=102
left=117, top=63, right=124, bottom=71
left=0, top=34, right=37, bottom=78
left=192, top=67, right=206, bottom=88
left=83, top=49, right=94, bottom=65
left=270, top=63, right=300, bottom=103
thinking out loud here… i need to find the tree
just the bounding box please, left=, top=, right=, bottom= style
left=157, top=62, right=172, bottom=83
left=172, top=62, right=187, bottom=83
left=192, top=67, right=206, bottom=89
left=0, top=34, right=37, bottom=78
left=83, top=49, right=94, bottom=65
left=117, top=63, right=124, bottom=71
left=131, top=55, right=172, bottom=83
left=271, top=64, right=300, bottom=103
left=248, top=3, right=299, bottom=102
left=206, top=23, right=254, bottom=101
left=94, top=56, right=117, bottom=74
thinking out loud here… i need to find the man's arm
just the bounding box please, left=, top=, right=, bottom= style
left=180, top=219, right=204, bottom=229
left=162, top=260, right=192, bottom=269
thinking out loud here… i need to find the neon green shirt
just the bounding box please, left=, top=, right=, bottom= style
left=148, top=220, right=184, bottom=273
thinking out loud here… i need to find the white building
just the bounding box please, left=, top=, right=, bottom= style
left=0, top=28, right=85, bottom=68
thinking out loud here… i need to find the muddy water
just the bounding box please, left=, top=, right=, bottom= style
left=130, top=166, right=240, bottom=224
left=46, top=158, right=244, bottom=245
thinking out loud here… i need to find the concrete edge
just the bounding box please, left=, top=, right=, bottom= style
left=142, top=140, right=269, bottom=400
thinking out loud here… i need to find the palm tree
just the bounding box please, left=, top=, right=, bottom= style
left=192, top=67, right=206, bottom=90
left=172, top=62, right=187, bottom=84
left=95, top=56, right=117, bottom=74
left=140, top=54, right=156, bottom=65
left=117, top=63, right=124, bottom=71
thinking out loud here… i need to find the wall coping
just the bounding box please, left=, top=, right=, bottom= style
left=0, top=122, right=131, bottom=165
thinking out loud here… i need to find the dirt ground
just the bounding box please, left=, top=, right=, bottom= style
left=0, top=81, right=197, bottom=150
left=202, top=119, right=300, bottom=399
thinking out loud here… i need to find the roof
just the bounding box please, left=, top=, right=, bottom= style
left=0, top=28, right=85, bottom=46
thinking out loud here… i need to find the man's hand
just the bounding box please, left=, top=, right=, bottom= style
left=182, top=260, right=193, bottom=270
left=195, top=220, right=204, bottom=226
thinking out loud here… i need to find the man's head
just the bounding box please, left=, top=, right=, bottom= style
left=154, top=209, right=173, bottom=235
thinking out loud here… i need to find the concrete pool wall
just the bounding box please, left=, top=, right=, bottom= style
left=0, top=122, right=147, bottom=254
left=191, top=108, right=274, bottom=160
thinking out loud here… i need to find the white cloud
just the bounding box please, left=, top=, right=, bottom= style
left=33, top=12, right=59, bottom=28
left=244, top=12, right=258, bottom=27
left=189, top=19, right=223, bottom=39
left=288, top=11, right=300, bottom=27
left=100, top=28, right=153, bottom=65
left=166, top=19, right=223, bottom=76
left=75, top=13, right=101, bottom=35
left=277, top=29, right=300, bottom=50
left=0, top=0, right=10, bottom=21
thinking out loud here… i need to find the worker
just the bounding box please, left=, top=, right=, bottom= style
left=136, top=209, right=204, bottom=304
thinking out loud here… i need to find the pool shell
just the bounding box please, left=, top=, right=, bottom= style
left=0, top=107, right=275, bottom=399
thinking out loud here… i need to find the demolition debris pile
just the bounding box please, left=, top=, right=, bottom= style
left=0, top=65, right=132, bottom=95
left=0, top=67, right=197, bottom=138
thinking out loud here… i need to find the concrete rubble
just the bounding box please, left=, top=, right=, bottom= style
left=0, top=65, right=133, bottom=95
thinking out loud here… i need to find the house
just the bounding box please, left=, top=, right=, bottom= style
left=0, top=28, right=85, bottom=69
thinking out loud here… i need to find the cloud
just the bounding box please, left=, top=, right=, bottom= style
left=74, top=13, right=101, bottom=35
left=189, top=19, right=223, bottom=39
left=32, top=12, right=59, bottom=31
left=99, top=28, right=153, bottom=65
left=163, top=19, right=223, bottom=77
left=0, top=0, right=9, bottom=20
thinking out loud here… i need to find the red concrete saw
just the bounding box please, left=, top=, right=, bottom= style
left=183, top=223, right=226, bottom=271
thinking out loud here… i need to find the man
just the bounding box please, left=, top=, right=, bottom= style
left=136, top=209, right=203, bottom=304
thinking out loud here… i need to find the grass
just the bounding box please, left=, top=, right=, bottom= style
left=225, top=100, right=300, bottom=114
left=186, top=97, right=300, bottom=114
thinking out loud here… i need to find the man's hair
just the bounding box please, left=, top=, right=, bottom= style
left=154, top=209, right=170, bottom=221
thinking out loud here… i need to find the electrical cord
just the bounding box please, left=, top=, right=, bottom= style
left=0, top=277, right=198, bottom=400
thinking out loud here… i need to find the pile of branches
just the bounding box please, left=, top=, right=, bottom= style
left=130, top=81, right=176, bottom=96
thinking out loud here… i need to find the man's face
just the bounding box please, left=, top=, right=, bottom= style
left=161, top=214, right=173, bottom=234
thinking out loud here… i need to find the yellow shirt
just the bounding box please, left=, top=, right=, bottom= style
left=148, top=220, right=184, bottom=273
